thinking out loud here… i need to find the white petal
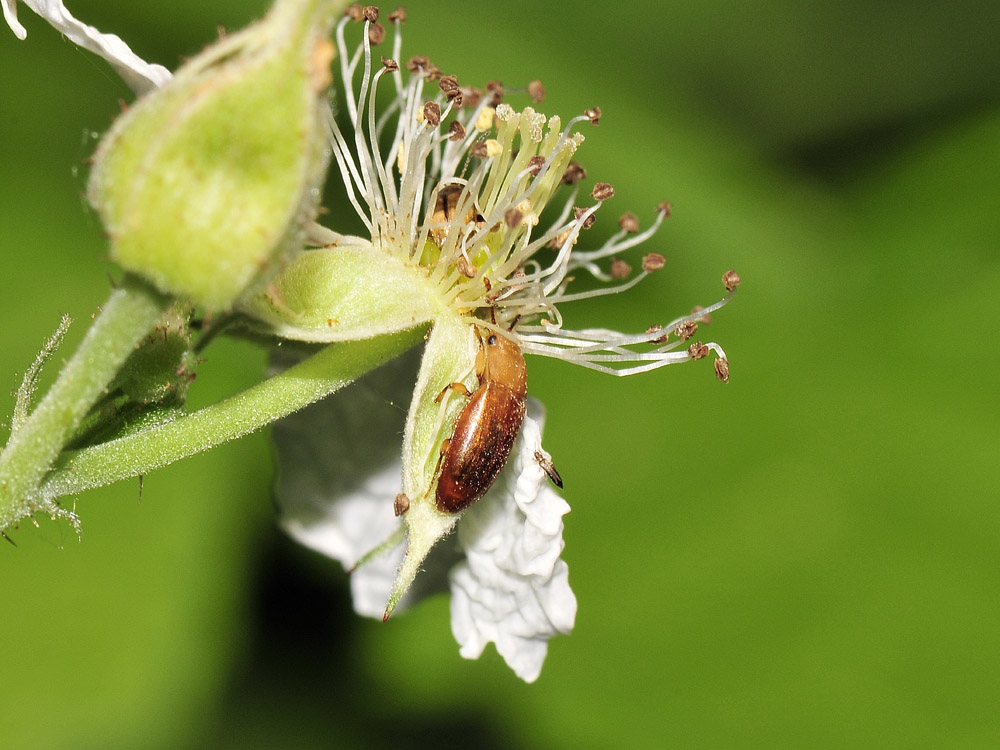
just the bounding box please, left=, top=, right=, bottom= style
left=272, top=348, right=448, bottom=617
left=449, top=400, right=577, bottom=682
left=6, top=0, right=170, bottom=92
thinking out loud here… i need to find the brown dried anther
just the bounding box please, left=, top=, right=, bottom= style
left=464, top=87, right=483, bottom=108
left=674, top=321, right=697, bottom=341
left=422, top=101, right=441, bottom=127
left=345, top=4, right=364, bottom=21
left=687, top=342, right=709, bottom=360
left=657, top=201, right=672, bottom=218
left=368, top=22, right=386, bottom=45
left=470, top=142, right=488, bottom=159
left=610, top=258, right=632, bottom=280
left=528, top=80, right=546, bottom=103
left=691, top=305, right=712, bottom=325
left=380, top=56, right=399, bottom=72
left=485, top=80, right=504, bottom=106
left=585, top=106, right=602, bottom=125
left=393, top=493, right=410, bottom=516
left=406, top=55, right=428, bottom=72
left=714, top=358, right=730, bottom=384
left=527, top=156, right=546, bottom=176
left=455, top=256, right=477, bottom=278
left=641, top=253, right=665, bottom=272
left=722, top=270, right=741, bottom=292
left=504, top=208, right=523, bottom=228
left=646, top=324, right=669, bottom=344
left=618, top=212, right=639, bottom=233
left=388, top=7, right=407, bottom=23
left=439, top=74, right=460, bottom=96
left=574, top=206, right=596, bottom=229
left=562, top=162, right=586, bottom=185
left=362, top=5, right=379, bottom=22
left=591, top=182, right=615, bottom=201
left=547, top=228, right=576, bottom=250
left=447, top=120, right=466, bottom=141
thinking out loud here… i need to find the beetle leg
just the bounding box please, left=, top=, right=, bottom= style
left=534, top=450, right=564, bottom=488
left=434, top=382, right=472, bottom=403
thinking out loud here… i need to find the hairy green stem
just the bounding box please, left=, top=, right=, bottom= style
left=37, top=327, right=423, bottom=502
left=0, top=276, right=171, bottom=529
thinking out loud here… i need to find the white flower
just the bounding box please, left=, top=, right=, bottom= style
left=10, top=1, right=738, bottom=682
left=3, top=0, right=171, bottom=93
left=262, top=9, right=736, bottom=681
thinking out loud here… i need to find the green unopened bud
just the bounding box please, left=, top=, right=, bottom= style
left=88, top=0, right=343, bottom=309
left=113, top=305, right=196, bottom=406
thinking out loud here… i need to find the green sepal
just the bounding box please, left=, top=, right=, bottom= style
left=239, top=245, right=443, bottom=342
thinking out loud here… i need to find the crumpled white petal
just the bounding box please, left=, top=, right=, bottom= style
left=3, top=0, right=170, bottom=93
left=450, top=404, right=577, bottom=683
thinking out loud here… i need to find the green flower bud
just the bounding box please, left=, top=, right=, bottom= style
left=87, top=0, right=342, bottom=309
left=112, top=305, right=196, bottom=406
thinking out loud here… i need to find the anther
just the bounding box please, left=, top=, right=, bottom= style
left=691, top=305, right=712, bottom=324
left=388, top=7, right=407, bottom=23
left=562, top=162, right=587, bottom=185
left=362, top=5, right=379, bottom=22
left=722, top=270, right=742, bottom=292
left=527, top=156, right=546, bottom=176
left=470, top=142, right=488, bottom=159
left=345, top=4, right=364, bottom=21
left=528, top=80, right=546, bottom=103
left=714, top=358, right=730, bottom=383
left=641, top=253, right=665, bottom=272
left=368, top=22, right=386, bottom=45
left=439, top=74, right=460, bottom=96
left=447, top=121, right=466, bottom=142
left=393, top=493, right=410, bottom=516
left=618, top=212, right=639, bottom=233
left=406, top=55, right=428, bottom=72
left=485, top=80, right=505, bottom=106
left=687, top=342, right=709, bottom=360
left=465, top=87, right=483, bottom=108
left=591, top=182, right=615, bottom=201
left=380, top=56, right=399, bottom=72
left=505, top=207, right=524, bottom=228
left=674, top=321, right=697, bottom=340
left=422, top=101, right=441, bottom=127
left=584, top=106, right=602, bottom=125
left=547, top=228, right=576, bottom=249
left=656, top=201, right=672, bottom=217
left=574, top=206, right=596, bottom=229
left=611, top=258, right=632, bottom=279
left=456, top=256, right=477, bottom=278
left=646, top=324, right=669, bottom=344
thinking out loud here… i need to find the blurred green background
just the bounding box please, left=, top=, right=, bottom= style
left=2, top=1, right=998, bottom=747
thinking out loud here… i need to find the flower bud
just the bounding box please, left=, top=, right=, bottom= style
left=87, top=0, right=341, bottom=309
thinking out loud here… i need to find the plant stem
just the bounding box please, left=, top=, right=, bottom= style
left=0, top=276, right=171, bottom=529
left=37, top=327, right=423, bottom=502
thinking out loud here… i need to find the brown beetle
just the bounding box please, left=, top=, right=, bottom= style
left=434, top=329, right=528, bottom=513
